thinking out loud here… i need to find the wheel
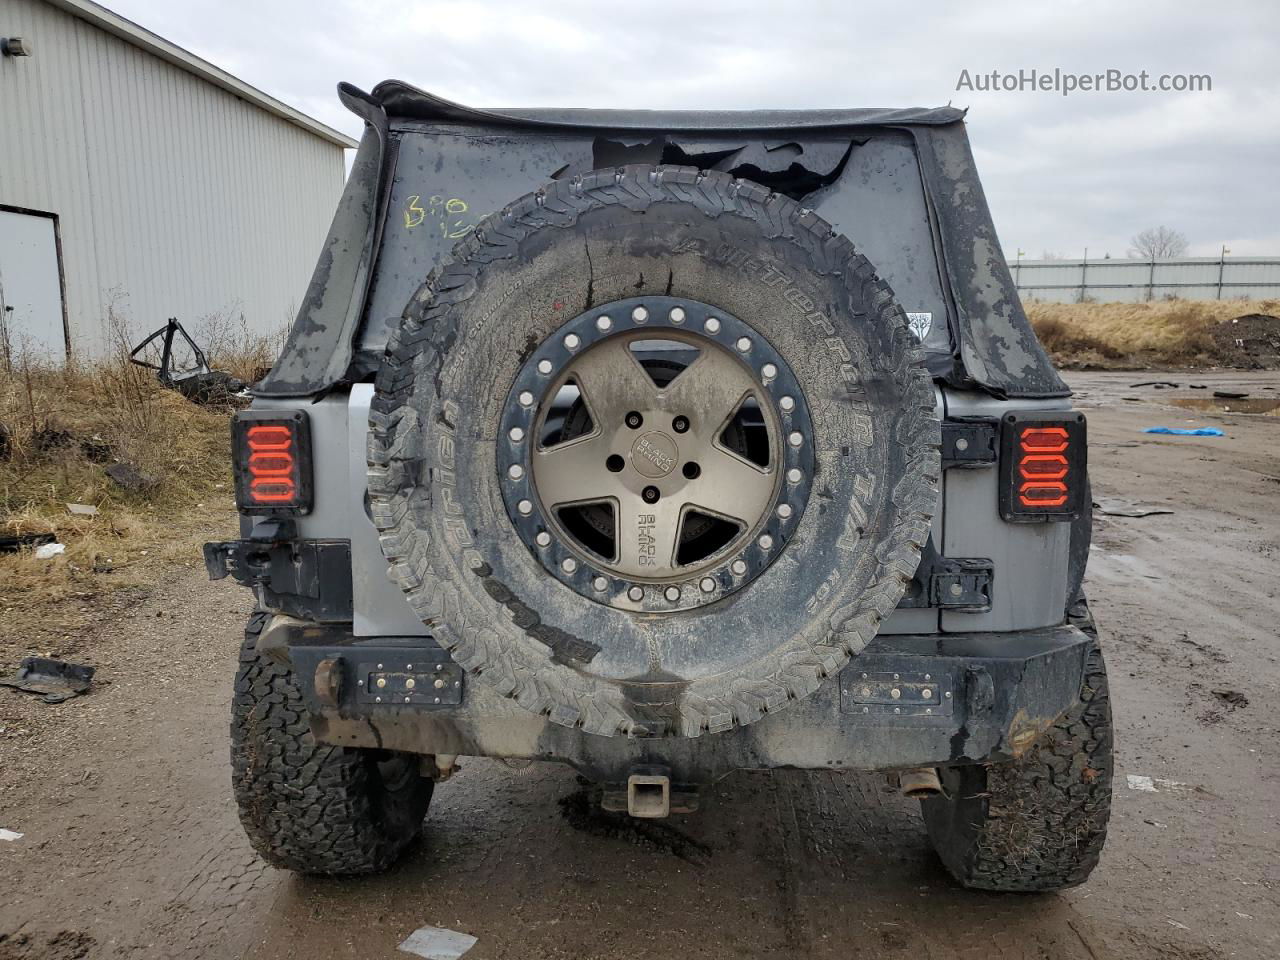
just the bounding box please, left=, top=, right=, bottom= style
left=922, top=628, right=1113, bottom=891
left=369, top=164, right=939, bottom=738
left=230, top=612, right=433, bottom=875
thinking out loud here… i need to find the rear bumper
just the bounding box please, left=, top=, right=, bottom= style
left=260, top=612, right=1093, bottom=785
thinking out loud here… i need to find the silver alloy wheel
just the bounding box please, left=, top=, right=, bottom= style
left=499, top=296, right=814, bottom=613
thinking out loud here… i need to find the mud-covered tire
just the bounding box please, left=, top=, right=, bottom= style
left=922, top=618, right=1113, bottom=891
left=368, top=165, right=939, bottom=739
left=230, top=612, right=433, bottom=875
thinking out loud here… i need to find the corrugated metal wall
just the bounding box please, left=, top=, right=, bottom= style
left=1011, top=257, right=1280, bottom=303
left=0, top=0, right=346, bottom=358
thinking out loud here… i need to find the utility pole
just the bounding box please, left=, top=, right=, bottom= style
left=1217, top=244, right=1230, bottom=300
left=1079, top=247, right=1088, bottom=303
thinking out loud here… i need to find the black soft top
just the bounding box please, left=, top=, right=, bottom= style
left=371, top=80, right=966, bottom=132
left=257, top=81, right=1065, bottom=400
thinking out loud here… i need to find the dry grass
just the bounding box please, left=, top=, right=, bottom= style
left=0, top=316, right=279, bottom=616
left=1026, top=298, right=1280, bottom=369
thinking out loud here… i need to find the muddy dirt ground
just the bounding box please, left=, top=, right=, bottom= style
left=1, top=371, right=1277, bottom=960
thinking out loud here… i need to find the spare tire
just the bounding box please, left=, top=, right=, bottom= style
left=368, top=165, right=938, bottom=739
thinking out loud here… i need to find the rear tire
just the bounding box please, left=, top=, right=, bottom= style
left=230, top=612, right=433, bottom=875
left=922, top=621, right=1112, bottom=892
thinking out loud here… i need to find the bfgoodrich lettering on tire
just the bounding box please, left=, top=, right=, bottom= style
left=368, top=165, right=939, bottom=739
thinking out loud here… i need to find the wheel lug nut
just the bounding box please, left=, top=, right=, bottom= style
left=787, top=467, right=802, bottom=483
left=736, top=337, right=751, bottom=352
left=731, top=559, right=747, bottom=576
left=664, top=586, right=680, bottom=602
left=561, top=557, right=578, bottom=574
left=517, top=499, right=533, bottom=516
left=509, top=426, right=525, bottom=442
left=699, top=577, right=716, bottom=593
left=537, top=359, right=553, bottom=374
left=632, top=306, right=649, bottom=324
left=626, top=411, right=643, bottom=429
left=642, top=486, right=660, bottom=504
left=788, top=431, right=803, bottom=447
left=518, top=390, right=534, bottom=407
left=628, top=586, right=644, bottom=602
left=564, top=333, right=581, bottom=350
left=703, top=317, right=721, bottom=334
left=780, top=396, right=795, bottom=412
left=672, top=416, right=689, bottom=433
left=596, top=315, right=612, bottom=332
left=507, top=464, right=525, bottom=480
left=535, top=531, right=551, bottom=546
left=669, top=307, right=686, bottom=324
left=777, top=504, right=793, bottom=519
left=761, top=363, right=778, bottom=380
left=759, top=534, right=774, bottom=550
left=593, top=576, right=608, bottom=591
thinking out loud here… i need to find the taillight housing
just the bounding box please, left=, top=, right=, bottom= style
left=998, top=411, right=1086, bottom=522
left=231, top=410, right=313, bottom=515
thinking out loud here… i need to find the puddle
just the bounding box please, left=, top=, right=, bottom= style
left=1167, top=396, right=1280, bottom=416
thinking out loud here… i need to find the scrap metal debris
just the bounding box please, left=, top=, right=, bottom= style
left=1129, top=381, right=1180, bottom=389
left=398, top=926, right=477, bottom=960
left=1213, top=390, right=1250, bottom=400
left=0, top=533, right=56, bottom=554
left=1092, top=497, right=1174, bottom=518
left=0, top=657, right=95, bottom=703
left=129, top=318, right=248, bottom=405
left=0, top=829, right=22, bottom=841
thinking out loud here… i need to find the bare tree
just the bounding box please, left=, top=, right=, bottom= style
left=1128, top=226, right=1189, bottom=259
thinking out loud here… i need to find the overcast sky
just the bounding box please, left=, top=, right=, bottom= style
left=110, top=0, right=1280, bottom=258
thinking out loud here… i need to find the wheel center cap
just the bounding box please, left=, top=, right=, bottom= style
left=630, top=431, right=678, bottom=478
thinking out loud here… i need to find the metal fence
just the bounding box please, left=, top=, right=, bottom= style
left=1009, top=256, right=1280, bottom=303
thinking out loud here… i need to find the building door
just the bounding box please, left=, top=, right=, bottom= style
left=0, top=208, right=68, bottom=363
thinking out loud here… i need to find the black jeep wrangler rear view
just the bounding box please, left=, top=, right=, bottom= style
left=206, top=81, right=1109, bottom=891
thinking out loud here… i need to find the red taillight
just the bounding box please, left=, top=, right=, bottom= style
left=232, top=412, right=312, bottom=515
left=999, top=414, right=1085, bottom=522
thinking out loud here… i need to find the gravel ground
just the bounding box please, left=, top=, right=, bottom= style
left=1, top=371, right=1277, bottom=960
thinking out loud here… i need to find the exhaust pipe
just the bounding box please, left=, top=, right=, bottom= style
left=899, top=767, right=943, bottom=799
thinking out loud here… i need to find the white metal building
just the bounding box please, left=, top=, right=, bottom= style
left=0, top=0, right=356, bottom=361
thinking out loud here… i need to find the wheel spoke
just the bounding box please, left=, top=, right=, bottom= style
left=615, top=495, right=684, bottom=575
left=570, top=338, right=658, bottom=428
left=535, top=434, right=613, bottom=506
left=662, top=346, right=756, bottom=442
left=686, top=446, right=776, bottom=525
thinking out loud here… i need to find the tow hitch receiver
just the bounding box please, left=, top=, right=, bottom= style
left=626, top=772, right=672, bottom=819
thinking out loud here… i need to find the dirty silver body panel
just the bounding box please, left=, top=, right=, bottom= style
left=253, top=383, right=1073, bottom=640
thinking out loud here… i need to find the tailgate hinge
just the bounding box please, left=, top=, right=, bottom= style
left=941, top=419, right=998, bottom=469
